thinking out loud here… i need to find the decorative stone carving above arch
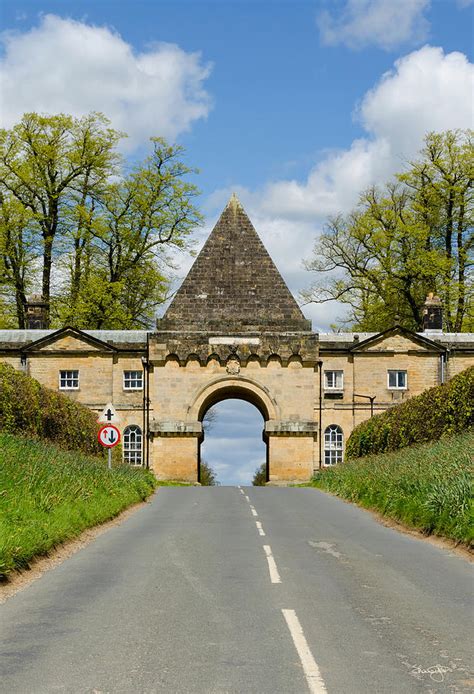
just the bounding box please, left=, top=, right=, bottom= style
left=187, top=376, right=280, bottom=422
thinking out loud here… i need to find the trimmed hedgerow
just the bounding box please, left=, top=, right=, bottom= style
left=346, top=367, right=474, bottom=458
left=0, top=362, right=102, bottom=456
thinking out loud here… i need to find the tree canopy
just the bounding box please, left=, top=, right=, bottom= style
left=304, top=130, right=473, bottom=332
left=0, top=112, right=201, bottom=329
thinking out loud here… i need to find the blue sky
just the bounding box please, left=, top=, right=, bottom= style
left=1, top=0, right=472, bottom=483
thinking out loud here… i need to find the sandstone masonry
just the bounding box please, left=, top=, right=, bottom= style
left=1, top=196, right=473, bottom=481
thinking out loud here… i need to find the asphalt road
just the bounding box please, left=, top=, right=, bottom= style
left=1, top=487, right=472, bottom=693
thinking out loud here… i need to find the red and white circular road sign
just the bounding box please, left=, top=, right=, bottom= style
left=98, top=424, right=121, bottom=448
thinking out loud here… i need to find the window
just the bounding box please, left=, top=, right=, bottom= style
left=123, top=370, right=143, bottom=390
left=123, top=425, right=142, bottom=466
left=59, top=370, right=79, bottom=390
left=387, top=370, right=407, bottom=389
left=324, top=425, right=344, bottom=466
left=324, top=370, right=344, bottom=390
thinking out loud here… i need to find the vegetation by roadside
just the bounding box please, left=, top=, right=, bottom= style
left=308, top=429, right=473, bottom=547
left=252, top=462, right=266, bottom=486
left=200, top=460, right=218, bottom=485
left=0, top=433, right=157, bottom=579
left=346, top=367, right=473, bottom=458
left=0, top=363, right=102, bottom=455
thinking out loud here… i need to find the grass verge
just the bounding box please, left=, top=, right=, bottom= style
left=0, top=433, right=157, bottom=578
left=307, top=429, right=473, bottom=547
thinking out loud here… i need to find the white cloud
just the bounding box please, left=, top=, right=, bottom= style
left=0, top=14, right=212, bottom=149
left=257, top=46, right=473, bottom=222
left=318, top=0, right=431, bottom=50
left=199, top=46, right=473, bottom=331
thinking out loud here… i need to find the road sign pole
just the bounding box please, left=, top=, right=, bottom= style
left=108, top=448, right=112, bottom=470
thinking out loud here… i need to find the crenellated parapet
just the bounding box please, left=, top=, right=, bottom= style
left=149, top=331, right=319, bottom=368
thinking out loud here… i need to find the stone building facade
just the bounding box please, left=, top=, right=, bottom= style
left=1, top=195, right=473, bottom=482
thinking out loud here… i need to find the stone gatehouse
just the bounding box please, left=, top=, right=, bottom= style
left=1, top=195, right=473, bottom=482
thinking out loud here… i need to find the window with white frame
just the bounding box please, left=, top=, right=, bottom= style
left=387, top=370, right=407, bottom=390
left=59, top=370, right=79, bottom=390
left=123, top=370, right=143, bottom=390
left=324, top=370, right=344, bottom=390
left=123, top=425, right=142, bottom=466
left=324, top=425, right=344, bottom=466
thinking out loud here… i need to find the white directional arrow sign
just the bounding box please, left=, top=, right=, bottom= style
left=98, top=403, right=121, bottom=424
left=98, top=425, right=121, bottom=448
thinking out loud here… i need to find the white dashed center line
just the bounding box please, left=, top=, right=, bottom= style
left=256, top=521, right=265, bottom=536
left=263, top=545, right=281, bottom=584
left=250, top=507, right=258, bottom=517
left=282, top=609, right=327, bottom=693
left=244, top=495, right=250, bottom=502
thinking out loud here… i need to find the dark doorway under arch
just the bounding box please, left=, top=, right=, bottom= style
left=199, top=398, right=267, bottom=486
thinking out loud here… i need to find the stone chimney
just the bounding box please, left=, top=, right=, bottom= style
left=422, top=293, right=443, bottom=333
left=26, top=295, right=48, bottom=329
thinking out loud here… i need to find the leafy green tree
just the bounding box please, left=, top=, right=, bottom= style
left=0, top=194, right=37, bottom=327
left=252, top=462, right=267, bottom=486
left=199, top=460, right=218, bottom=486
left=0, top=112, right=123, bottom=327
left=57, top=138, right=201, bottom=328
left=304, top=130, right=473, bottom=332
left=399, top=130, right=473, bottom=332
left=0, top=115, right=202, bottom=329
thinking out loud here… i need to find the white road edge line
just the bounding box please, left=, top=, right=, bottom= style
left=282, top=609, right=327, bottom=694
left=256, top=521, right=265, bottom=536
left=263, top=545, right=281, bottom=584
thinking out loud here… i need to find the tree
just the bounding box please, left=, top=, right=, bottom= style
left=399, top=130, right=473, bottom=332
left=0, top=114, right=202, bottom=329
left=199, top=460, right=218, bottom=486
left=252, top=462, right=267, bottom=486
left=202, top=407, right=218, bottom=433
left=0, top=112, right=122, bottom=327
left=304, top=130, right=473, bottom=332
left=0, top=194, right=37, bottom=327
left=57, top=138, right=200, bottom=328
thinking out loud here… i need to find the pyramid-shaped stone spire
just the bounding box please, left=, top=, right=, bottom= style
left=158, top=194, right=311, bottom=333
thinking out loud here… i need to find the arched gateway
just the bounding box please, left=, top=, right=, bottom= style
left=147, top=194, right=319, bottom=482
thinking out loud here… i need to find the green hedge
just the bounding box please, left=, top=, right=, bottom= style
left=0, top=362, right=102, bottom=456
left=346, top=366, right=474, bottom=458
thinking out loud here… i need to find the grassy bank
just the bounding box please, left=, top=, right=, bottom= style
left=309, top=429, right=473, bottom=547
left=0, top=433, right=157, bottom=578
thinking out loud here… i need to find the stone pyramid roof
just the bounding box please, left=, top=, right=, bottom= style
left=158, top=194, right=311, bottom=333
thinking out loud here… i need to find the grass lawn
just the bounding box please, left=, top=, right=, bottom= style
left=307, top=429, right=473, bottom=547
left=0, top=433, right=158, bottom=578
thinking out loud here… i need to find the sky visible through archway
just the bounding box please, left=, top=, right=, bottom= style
left=201, top=399, right=266, bottom=486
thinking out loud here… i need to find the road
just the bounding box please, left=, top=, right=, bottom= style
left=1, top=487, right=472, bottom=693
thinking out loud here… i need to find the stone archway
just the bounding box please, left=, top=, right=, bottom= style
left=189, top=377, right=279, bottom=422
left=146, top=194, right=320, bottom=483
left=196, top=382, right=271, bottom=484
left=148, top=346, right=319, bottom=483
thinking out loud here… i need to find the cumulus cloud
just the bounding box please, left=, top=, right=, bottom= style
left=318, top=0, right=431, bottom=50
left=0, top=14, right=212, bottom=149
left=258, top=46, right=473, bottom=222
left=199, top=46, right=473, bottom=331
